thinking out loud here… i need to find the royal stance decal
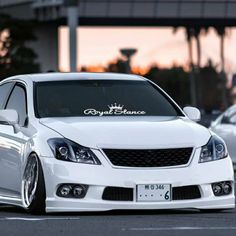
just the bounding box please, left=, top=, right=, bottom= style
left=84, top=103, right=146, bottom=116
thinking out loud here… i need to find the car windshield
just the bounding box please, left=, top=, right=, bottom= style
left=34, top=80, right=183, bottom=118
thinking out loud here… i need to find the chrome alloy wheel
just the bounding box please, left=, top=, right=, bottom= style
left=22, top=156, right=39, bottom=208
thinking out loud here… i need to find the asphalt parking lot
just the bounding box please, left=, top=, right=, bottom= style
left=0, top=205, right=235, bottom=236
left=0, top=182, right=235, bottom=236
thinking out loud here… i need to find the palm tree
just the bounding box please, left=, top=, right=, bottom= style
left=173, top=27, right=201, bottom=106
left=193, top=26, right=201, bottom=69
left=173, top=27, right=194, bottom=67
left=215, top=26, right=228, bottom=109
left=173, top=27, right=197, bottom=106
left=215, top=26, right=226, bottom=71
left=184, top=27, right=194, bottom=68
left=193, top=26, right=203, bottom=108
left=185, top=27, right=197, bottom=106
left=215, top=27, right=226, bottom=72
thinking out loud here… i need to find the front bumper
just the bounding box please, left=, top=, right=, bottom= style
left=42, top=148, right=235, bottom=212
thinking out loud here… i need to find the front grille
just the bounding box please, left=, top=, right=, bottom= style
left=102, top=187, right=133, bottom=201
left=103, top=148, right=193, bottom=167
left=102, top=185, right=201, bottom=202
left=172, top=185, right=201, bottom=200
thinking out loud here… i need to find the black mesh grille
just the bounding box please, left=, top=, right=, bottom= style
left=172, top=185, right=201, bottom=200
left=102, top=185, right=201, bottom=202
left=102, top=187, right=133, bottom=201
left=103, top=148, right=193, bottom=167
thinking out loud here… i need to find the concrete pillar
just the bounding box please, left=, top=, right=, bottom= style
left=29, top=24, right=59, bottom=72
left=65, top=0, right=79, bottom=72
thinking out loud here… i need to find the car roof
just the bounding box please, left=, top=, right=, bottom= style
left=1, top=72, right=146, bottom=83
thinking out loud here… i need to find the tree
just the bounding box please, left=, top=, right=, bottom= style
left=215, top=27, right=226, bottom=72
left=173, top=27, right=194, bottom=67
left=183, top=27, right=197, bottom=106
left=0, top=14, right=40, bottom=80
left=214, top=26, right=228, bottom=109
left=144, top=63, right=227, bottom=112
left=193, top=26, right=202, bottom=68
left=185, top=27, right=195, bottom=68
left=198, top=60, right=225, bottom=111
left=145, top=66, right=191, bottom=107
left=106, top=59, right=127, bottom=73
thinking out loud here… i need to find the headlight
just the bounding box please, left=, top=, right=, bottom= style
left=48, top=138, right=101, bottom=165
left=199, top=135, right=228, bottom=163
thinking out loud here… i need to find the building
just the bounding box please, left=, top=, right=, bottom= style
left=1, top=0, right=236, bottom=72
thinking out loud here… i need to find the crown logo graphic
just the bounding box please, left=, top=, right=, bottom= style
left=108, top=103, right=124, bottom=111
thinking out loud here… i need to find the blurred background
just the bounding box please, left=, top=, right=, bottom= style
left=1, top=0, right=236, bottom=127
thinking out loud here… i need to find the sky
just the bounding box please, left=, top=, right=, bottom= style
left=59, top=26, right=236, bottom=75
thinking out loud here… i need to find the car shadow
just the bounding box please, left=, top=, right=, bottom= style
left=0, top=204, right=234, bottom=217
left=55, top=208, right=236, bottom=216
left=0, top=204, right=26, bottom=214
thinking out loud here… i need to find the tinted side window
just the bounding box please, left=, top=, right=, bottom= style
left=6, top=85, right=27, bottom=126
left=0, top=83, right=13, bottom=109
left=222, top=113, right=236, bottom=125
left=221, top=106, right=236, bottom=125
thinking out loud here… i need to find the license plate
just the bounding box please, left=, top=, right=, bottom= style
left=137, top=184, right=171, bottom=202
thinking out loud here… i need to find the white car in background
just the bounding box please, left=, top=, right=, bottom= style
left=0, top=73, right=234, bottom=214
left=210, top=105, right=236, bottom=168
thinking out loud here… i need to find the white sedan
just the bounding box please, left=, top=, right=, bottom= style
left=210, top=105, right=236, bottom=168
left=0, top=73, right=234, bottom=214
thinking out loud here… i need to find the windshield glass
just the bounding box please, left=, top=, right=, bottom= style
left=34, top=80, right=183, bottom=118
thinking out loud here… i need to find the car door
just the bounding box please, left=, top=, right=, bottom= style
left=0, top=82, right=28, bottom=197
left=0, top=81, right=15, bottom=196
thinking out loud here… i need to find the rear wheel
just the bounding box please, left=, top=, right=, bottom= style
left=22, top=153, right=46, bottom=214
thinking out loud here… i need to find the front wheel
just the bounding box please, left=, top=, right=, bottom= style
left=22, top=153, right=46, bottom=214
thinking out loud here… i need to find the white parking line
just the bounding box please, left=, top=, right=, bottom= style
left=123, top=227, right=236, bottom=231
left=0, top=217, right=80, bottom=221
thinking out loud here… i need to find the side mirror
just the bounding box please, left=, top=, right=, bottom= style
left=0, top=110, right=19, bottom=132
left=183, top=106, right=201, bottom=122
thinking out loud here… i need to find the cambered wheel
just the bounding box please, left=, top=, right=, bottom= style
left=22, top=153, right=46, bottom=214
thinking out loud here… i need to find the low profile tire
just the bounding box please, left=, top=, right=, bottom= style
left=22, top=153, right=46, bottom=214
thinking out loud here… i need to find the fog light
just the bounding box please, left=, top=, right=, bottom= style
left=73, top=185, right=85, bottom=198
left=212, top=181, right=232, bottom=196
left=222, top=183, right=232, bottom=195
left=57, top=184, right=88, bottom=198
left=212, top=184, right=222, bottom=196
left=58, top=185, right=72, bottom=197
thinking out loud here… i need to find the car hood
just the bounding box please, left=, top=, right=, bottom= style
left=40, top=116, right=211, bottom=149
